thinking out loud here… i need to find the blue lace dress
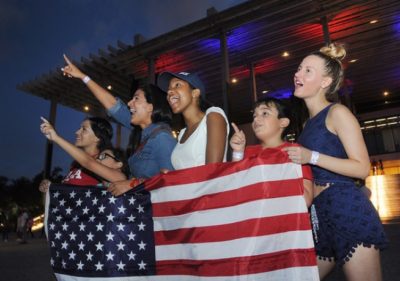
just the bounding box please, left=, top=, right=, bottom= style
left=297, top=103, right=387, bottom=266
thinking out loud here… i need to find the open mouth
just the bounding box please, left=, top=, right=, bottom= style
left=294, top=79, right=303, bottom=87
left=168, top=96, right=179, bottom=106
left=253, top=123, right=262, bottom=130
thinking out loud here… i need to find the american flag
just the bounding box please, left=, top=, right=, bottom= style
left=46, top=148, right=318, bottom=281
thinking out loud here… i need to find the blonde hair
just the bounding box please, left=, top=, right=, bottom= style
left=311, top=43, right=346, bottom=101
left=320, top=43, right=346, bottom=60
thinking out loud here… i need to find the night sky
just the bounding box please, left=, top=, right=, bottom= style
left=0, top=0, right=246, bottom=180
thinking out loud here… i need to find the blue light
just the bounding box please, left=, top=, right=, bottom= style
left=197, top=22, right=261, bottom=53
left=339, top=79, right=354, bottom=96
left=394, top=14, right=400, bottom=38
left=197, top=38, right=220, bottom=53
left=264, top=88, right=293, bottom=99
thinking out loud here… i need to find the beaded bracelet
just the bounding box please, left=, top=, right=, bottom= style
left=129, top=178, right=144, bottom=188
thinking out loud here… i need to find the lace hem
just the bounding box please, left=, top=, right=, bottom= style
left=318, top=242, right=384, bottom=267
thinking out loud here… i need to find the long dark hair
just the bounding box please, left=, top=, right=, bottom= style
left=86, top=117, right=113, bottom=152
left=128, top=82, right=173, bottom=154
left=71, top=117, right=113, bottom=174
left=110, top=147, right=130, bottom=178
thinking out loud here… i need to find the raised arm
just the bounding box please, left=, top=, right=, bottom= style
left=230, top=122, right=246, bottom=161
left=62, top=55, right=117, bottom=110
left=205, top=112, right=228, bottom=164
left=40, top=117, right=126, bottom=182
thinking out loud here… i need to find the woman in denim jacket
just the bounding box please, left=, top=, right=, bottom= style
left=62, top=55, right=176, bottom=195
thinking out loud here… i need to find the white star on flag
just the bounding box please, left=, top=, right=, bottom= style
left=106, top=213, right=114, bottom=222
left=69, top=232, right=77, bottom=241
left=76, top=261, right=84, bottom=270
left=94, top=261, right=104, bottom=271
left=138, top=222, right=145, bottom=231
left=65, top=207, right=72, bottom=215
left=95, top=241, right=104, bottom=251
left=118, top=205, right=126, bottom=214
left=138, top=241, right=146, bottom=250
left=106, top=251, right=114, bottom=261
left=138, top=260, right=146, bottom=270
left=86, top=251, right=93, bottom=261
left=137, top=204, right=144, bottom=213
left=116, top=241, right=126, bottom=251
left=116, top=261, right=125, bottom=270
left=127, top=232, right=136, bottom=241
left=95, top=222, right=104, bottom=231
left=68, top=251, right=76, bottom=260
left=106, top=232, right=114, bottom=241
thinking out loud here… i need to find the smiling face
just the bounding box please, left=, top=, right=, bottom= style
left=252, top=102, right=289, bottom=144
left=75, top=120, right=99, bottom=151
left=127, top=89, right=153, bottom=128
left=166, top=77, right=199, bottom=114
left=293, top=55, right=332, bottom=100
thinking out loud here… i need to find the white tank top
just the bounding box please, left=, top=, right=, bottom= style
left=171, top=107, right=229, bottom=170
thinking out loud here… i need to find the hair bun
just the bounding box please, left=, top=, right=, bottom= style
left=320, top=43, right=346, bottom=61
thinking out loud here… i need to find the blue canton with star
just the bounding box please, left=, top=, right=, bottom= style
left=47, top=184, right=156, bottom=277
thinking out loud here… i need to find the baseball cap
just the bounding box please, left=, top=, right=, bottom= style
left=157, top=71, right=205, bottom=98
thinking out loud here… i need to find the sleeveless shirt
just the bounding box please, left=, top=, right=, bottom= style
left=297, top=103, right=353, bottom=184
left=171, top=107, right=229, bottom=170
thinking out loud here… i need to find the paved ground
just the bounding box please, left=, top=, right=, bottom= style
left=0, top=231, right=56, bottom=281
left=0, top=223, right=399, bottom=281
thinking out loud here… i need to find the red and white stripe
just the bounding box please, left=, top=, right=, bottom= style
left=146, top=151, right=318, bottom=280
left=55, top=151, right=319, bottom=281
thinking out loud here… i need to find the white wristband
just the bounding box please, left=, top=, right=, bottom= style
left=309, top=151, right=320, bottom=165
left=82, top=76, right=91, bottom=84
left=232, top=151, right=244, bottom=160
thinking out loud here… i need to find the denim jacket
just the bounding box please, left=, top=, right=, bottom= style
left=108, top=98, right=176, bottom=178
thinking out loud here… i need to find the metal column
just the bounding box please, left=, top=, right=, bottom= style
left=220, top=32, right=230, bottom=117
left=249, top=62, right=257, bottom=103
left=321, top=16, right=331, bottom=45
left=148, top=57, right=156, bottom=84
left=43, top=99, right=57, bottom=179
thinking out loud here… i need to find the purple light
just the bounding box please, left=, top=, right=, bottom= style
left=264, top=88, right=293, bottom=99
left=339, top=78, right=354, bottom=96
left=197, top=22, right=261, bottom=53
left=394, top=14, right=400, bottom=38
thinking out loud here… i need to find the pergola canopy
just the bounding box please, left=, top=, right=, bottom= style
left=19, top=0, right=400, bottom=125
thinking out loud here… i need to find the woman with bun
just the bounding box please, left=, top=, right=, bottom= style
left=283, top=43, right=387, bottom=280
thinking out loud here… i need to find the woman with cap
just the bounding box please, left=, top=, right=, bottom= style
left=61, top=55, right=176, bottom=195
left=157, top=71, right=229, bottom=170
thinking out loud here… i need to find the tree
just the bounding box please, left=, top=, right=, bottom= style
left=0, top=166, right=64, bottom=212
